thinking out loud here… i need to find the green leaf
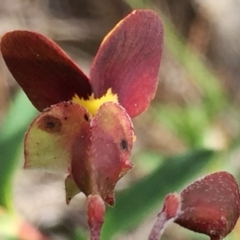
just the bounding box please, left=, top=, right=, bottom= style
left=102, top=149, right=215, bottom=239
left=0, top=90, right=36, bottom=210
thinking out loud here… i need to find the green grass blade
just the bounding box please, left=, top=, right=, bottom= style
left=0, top=91, right=36, bottom=210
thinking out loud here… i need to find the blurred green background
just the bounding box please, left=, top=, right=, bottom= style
left=1, top=0, right=240, bottom=239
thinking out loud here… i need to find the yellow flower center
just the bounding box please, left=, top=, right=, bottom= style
left=72, top=88, right=118, bottom=116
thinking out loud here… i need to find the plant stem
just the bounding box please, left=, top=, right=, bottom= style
left=18, top=221, right=50, bottom=240
left=87, top=195, right=105, bottom=240
left=148, top=193, right=181, bottom=240
left=148, top=212, right=167, bottom=240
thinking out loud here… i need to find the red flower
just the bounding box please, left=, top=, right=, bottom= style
left=175, top=171, right=240, bottom=239
left=0, top=10, right=163, bottom=206
left=149, top=172, right=240, bottom=240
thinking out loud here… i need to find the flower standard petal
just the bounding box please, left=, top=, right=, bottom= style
left=24, top=102, right=91, bottom=173
left=90, top=10, right=163, bottom=118
left=1, top=31, right=92, bottom=111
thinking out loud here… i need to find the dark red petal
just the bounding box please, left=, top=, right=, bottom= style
left=90, top=10, right=163, bottom=118
left=175, top=171, right=240, bottom=239
left=1, top=31, right=92, bottom=111
left=71, top=102, right=134, bottom=203
left=24, top=102, right=91, bottom=173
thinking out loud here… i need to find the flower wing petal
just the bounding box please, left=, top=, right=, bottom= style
left=1, top=31, right=92, bottom=111
left=24, top=102, right=90, bottom=173
left=90, top=10, right=163, bottom=117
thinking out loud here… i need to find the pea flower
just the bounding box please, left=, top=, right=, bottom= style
left=1, top=9, right=163, bottom=238
left=149, top=172, right=240, bottom=240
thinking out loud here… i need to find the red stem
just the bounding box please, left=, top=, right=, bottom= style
left=148, top=211, right=167, bottom=240
left=18, top=222, right=50, bottom=240
left=87, top=195, right=105, bottom=240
